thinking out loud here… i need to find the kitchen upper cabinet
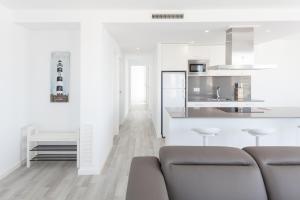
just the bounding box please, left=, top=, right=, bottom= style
left=188, top=46, right=210, bottom=60
left=161, top=44, right=188, bottom=71
left=188, top=45, right=226, bottom=66
left=160, top=44, right=250, bottom=76
left=208, top=46, right=225, bottom=66
left=160, top=44, right=224, bottom=71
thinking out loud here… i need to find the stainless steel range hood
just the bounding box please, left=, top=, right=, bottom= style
left=210, top=27, right=276, bottom=70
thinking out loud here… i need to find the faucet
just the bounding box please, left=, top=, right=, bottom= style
left=216, top=86, right=221, bottom=100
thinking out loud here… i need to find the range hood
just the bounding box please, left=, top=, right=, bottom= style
left=210, top=27, right=276, bottom=70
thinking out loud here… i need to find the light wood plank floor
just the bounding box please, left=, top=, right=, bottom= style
left=0, top=105, right=164, bottom=200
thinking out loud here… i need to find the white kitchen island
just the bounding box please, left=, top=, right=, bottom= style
left=163, top=107, right=300, bottom=148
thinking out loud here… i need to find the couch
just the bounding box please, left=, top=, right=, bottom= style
left=126, top=146, right=300, bottom=200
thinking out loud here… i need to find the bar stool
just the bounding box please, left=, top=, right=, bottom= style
left=242, top=128, right=275, bottom=146
left=192, top=128, right=221, bottom=146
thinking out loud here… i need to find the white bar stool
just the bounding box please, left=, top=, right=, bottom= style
left=192, top=128, right=221, bottom=146
left=242, top=128, right=275, bottom=146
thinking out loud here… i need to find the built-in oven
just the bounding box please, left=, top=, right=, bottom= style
left=188, top=60, right=209, bottom=73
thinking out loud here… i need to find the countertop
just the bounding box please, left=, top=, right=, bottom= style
left=188, top=97, right=264, bottom=102
left=166, top=107, right=300, bottom=118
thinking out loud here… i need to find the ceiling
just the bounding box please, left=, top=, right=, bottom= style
left=1, top=0, right=300, bottom=10
left=18, top=22, right=81, bottom=30
left=104, top=22, right=300, bottom=53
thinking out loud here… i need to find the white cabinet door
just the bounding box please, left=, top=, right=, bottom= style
left=163, top=72, right=185, bottom=89
left=163, top=89, right=185, bottom=107
left=188, top=46, right=210, bottom=60
left=161, top=44, right=188, bottom=70
left=208, top=46, right=225, bottom=66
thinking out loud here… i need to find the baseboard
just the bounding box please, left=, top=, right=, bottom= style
left=0, top=160, right=24, bottom=180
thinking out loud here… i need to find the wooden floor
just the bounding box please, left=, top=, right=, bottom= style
left=0, top=105, right=164, bottom=200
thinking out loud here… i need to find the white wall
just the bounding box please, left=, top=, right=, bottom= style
left=253, top=39, right=300, bottom=106
left=0, top=5, right=30, bottom=178
left=80, top=20, right=121, bottom=174
left=27, top=28, right=80, bottom=131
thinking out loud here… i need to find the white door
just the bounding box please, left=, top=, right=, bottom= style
left=113, top=55, right=120, bottom=134
left=131, top=66, right=147, bottom=105
left=119, top=57, right=125, bottom=124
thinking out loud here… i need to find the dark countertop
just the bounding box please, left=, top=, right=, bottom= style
left=188, top=97, right=264, bottom=102
left=166, top=107, right=300, bottom=118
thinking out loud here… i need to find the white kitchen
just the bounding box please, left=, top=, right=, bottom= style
left=106, top=21, right=300, bottom=147
left=149, top=26, right=300, bottom=147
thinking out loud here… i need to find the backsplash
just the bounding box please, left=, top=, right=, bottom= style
left=188, top=76, right=251, bottom=101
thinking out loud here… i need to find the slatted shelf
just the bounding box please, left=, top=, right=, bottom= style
left=30, top=145, right=77, bottom=151
left=26, top=131, right=79, bottom=167
left=30, top=154, right=77, bottom=161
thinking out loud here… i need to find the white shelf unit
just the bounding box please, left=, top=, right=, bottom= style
left=26, top=127, right=79, bottom=168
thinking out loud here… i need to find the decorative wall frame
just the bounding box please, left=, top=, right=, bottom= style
left=50, top=52, right=70, bottom=103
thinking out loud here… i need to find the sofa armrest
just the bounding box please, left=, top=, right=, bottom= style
left=126, top=157, right=169, bottom=200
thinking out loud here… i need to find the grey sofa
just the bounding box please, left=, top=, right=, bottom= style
left=126, top=146, right=300, bottom=200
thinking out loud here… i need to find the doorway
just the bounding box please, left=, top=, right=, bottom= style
left=130, top=66, right=147, bottom=105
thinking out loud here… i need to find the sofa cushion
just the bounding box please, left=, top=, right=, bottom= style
left=244, top=147, right=300, bottom=200
left=126, top=157, right=169, bottom=200
left=159, top=146, right=268, bottom=200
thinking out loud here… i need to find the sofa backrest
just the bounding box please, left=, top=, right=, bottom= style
left=244, top=147, right=300, bottom=200
left=159, top=146, right=268, bottom=200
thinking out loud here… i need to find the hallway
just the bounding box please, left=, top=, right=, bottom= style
left=0, top=106, right=164, bottom=200
left=100, top=105, right=164, bottom=199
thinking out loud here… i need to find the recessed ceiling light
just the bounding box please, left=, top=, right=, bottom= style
left=204, top=30, right=210, bottom=33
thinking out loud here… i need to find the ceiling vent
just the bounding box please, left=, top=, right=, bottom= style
left=152, top=13, right=184, bottom=20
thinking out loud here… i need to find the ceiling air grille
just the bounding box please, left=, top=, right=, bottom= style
left=152, top=13, right=184, bottom=20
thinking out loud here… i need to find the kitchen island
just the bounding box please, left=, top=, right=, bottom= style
left=163, top=107, right=300, bottom=147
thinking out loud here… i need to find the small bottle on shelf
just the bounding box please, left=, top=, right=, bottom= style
left=234, top=82, right=244, bottom=101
